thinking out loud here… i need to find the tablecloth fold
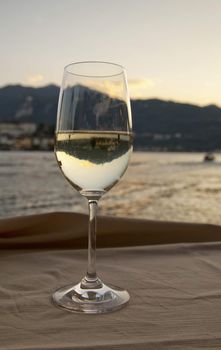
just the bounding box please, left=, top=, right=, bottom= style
left=0, top=212, right=220, bottom=248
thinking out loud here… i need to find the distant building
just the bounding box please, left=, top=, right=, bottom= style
left=0, top=122, right=37, bottom=138
left=0, top=135, right=14, bottom=149
left=15, top=137, right=32, bottom=150
left=0, top=122, right=54, bottom=150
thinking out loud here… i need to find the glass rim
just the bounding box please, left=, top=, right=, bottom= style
left=64, top=61, right=126, bottom=78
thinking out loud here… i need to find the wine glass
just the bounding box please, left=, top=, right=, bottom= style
left=53, top=61, right=133, bottom=314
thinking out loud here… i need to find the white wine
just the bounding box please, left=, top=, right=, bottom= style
left=55, top=131, right=133, bottom=193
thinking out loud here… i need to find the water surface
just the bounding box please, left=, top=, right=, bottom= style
left=1, top=151, right=221, bottom=224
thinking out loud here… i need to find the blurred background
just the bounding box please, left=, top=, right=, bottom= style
left=1, top=0, right=221, bottom=223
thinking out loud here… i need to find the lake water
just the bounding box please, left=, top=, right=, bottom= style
left=1, top=151, right=221, bottom=224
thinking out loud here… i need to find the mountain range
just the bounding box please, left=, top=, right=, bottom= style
left=1, top=84, right=221, bottom=151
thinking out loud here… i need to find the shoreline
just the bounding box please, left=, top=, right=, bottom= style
left=0, top=148, right=219, bottom=154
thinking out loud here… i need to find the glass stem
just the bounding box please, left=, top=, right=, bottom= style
left=86, top=200, right=98, bottom=282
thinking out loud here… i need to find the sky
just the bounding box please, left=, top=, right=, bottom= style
left=0, top=0, right=221, bottom=106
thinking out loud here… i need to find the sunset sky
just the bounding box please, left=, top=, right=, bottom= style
left=1, top=0, right=221, bottom=106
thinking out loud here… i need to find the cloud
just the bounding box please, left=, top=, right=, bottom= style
left=26, top=74, right=44, bottom=86
left=84, top=78, right=155, bottom=99
left=128, top=79, right=155, bottom=98
left=128, top=79, right=155, bottom=88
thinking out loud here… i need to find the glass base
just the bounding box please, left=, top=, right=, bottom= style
left=52, top=277, right=130, bottom=314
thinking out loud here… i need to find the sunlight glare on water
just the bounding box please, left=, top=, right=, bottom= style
left=1, top=151, right=221, bottom=224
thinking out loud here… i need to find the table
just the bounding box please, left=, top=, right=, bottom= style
left=1, top=213, right=221, bottom=349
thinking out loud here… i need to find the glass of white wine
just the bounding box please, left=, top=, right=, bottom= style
left=53, top=61, right=133, bottom=314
